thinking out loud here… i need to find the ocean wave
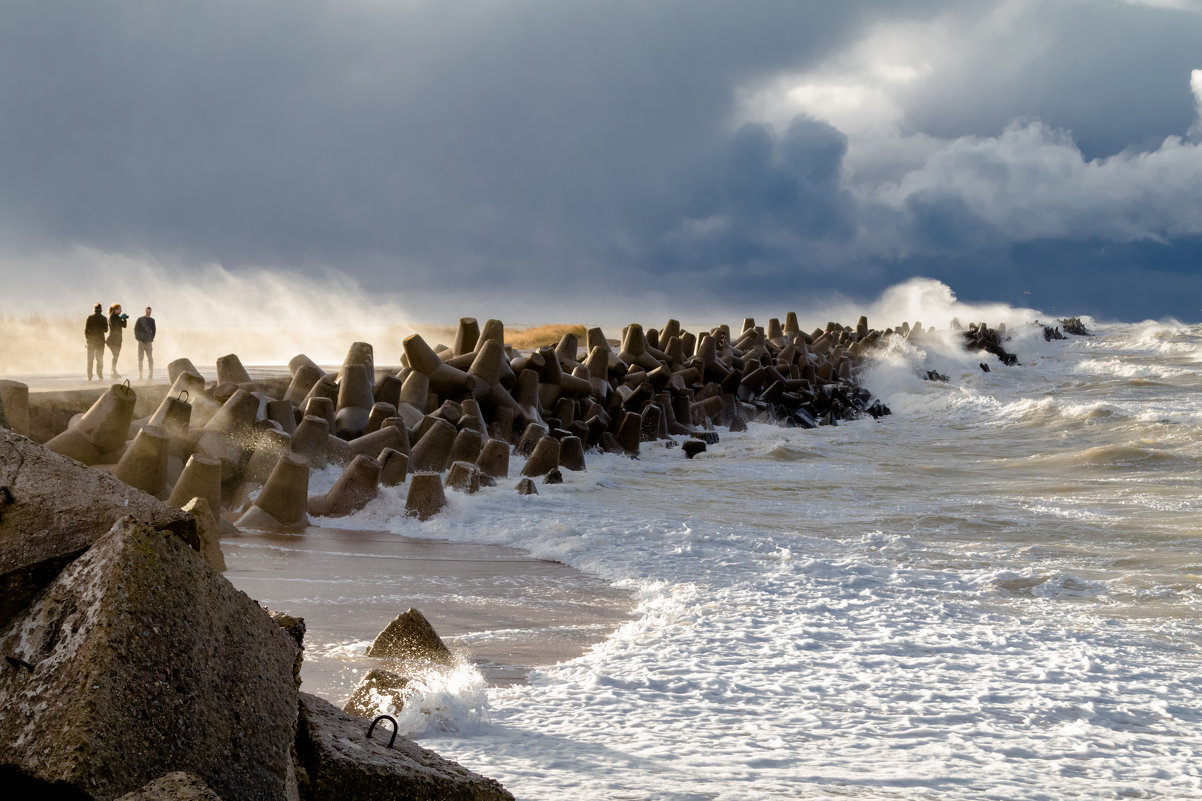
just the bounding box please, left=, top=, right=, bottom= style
left=1072, top=357, right=1191, bottom=381
left=1008, top=443, right=1181, bottom=471
left=988, top=570, right=1109, bottom=600
left=763, top=443, right=822, bottom=462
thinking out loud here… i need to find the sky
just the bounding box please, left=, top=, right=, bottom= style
left=2, top=0, right=1202, bottom=335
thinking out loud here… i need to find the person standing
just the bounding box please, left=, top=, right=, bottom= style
left=84, top=303, right=108, bottom=381
left=134, top=306, right=156, bottom=380
left=106, top=303, right=128, bottom=378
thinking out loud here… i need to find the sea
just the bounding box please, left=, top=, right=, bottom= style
left=272, top=315, right=1202, bottom=800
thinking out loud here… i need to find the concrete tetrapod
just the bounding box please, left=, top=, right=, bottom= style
left=216, top=352, right=252, bottom=386
left=402, top=334, right=481, bottom=398
left=0, top=380, right=30, bottom=436
left=408, top=417, right=457, bottom=473
left=168, top=453, right=224, bottom=511
left=363, top=401, right=397, bottom=435
left=167, top=356, right=202, bottom=385
left=521, top=435, right=561, bottom=477
left=405, top=472, right=447, bottom=520
left=308, top=455, right=381, bottom=518
left=334, top=363, right=374, bottom=440
left=284, top=363, right=324, bottom=406
left=265, top=399, right=296, bottom=435
left=475, top=438, right=510, bottom=479
left=235, top=451, right=310, bottom=530
left=344, top=424, right=407, bottom=462
left=44, top=382, right=138, bottom=465
left=145, top=390, right=192, bottom=440
left=194, top=389, right=260, bottom=478
left=290, top=414, right=332, bottom=468
left=446, top=460, right=481, bottom=493
left=447, top=427, right=485, bottom=466
left=378, top=447, right=409, bottom=487
left=114, top=424, right=171, bottom=497
left=559, top=435, right=587, bottom=472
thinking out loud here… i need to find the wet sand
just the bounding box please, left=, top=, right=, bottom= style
left=222, top=525, right=633, bottom=703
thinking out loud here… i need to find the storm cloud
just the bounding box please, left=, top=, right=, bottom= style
left=2, top=0, right=1201, bottom=324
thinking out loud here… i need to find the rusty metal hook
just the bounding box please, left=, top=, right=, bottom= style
left=177, top=390, right=190, bottom=403
left=366, top=714, right=398, bottom=749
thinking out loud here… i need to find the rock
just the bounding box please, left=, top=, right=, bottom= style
left=116, top=771, right=224, bottom=801
left=0, top=429, right=195, bottom=629
left=268, top=610, right=306, bottom=689
left=682, top=440, right=707, bottom=459
left=0, top=381, right=30, bottom=437
left=0, top=518, right=299, bottom=801
left=515, top=477, right=538, bottom=495
left=1059, top=317, right=1091, bottom=336
left=179, top=497, right=227, bottom=572
left=342, top=668, right=410, bottom=718
left=296, top=692, right=514, bottom=801
left=365, top=608, right=454, bottom=666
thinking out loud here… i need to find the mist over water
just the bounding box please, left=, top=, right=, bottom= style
left=2, top=252, right=1061, bottom=378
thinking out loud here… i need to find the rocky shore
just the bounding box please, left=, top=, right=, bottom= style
left=0, top=313, right=1031, bottom=799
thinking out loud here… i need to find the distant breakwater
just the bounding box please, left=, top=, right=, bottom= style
left=7, top=313, right=1045, bottom=530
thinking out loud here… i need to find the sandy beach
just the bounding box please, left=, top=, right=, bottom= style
left=222, top=524, right=633, bottom=701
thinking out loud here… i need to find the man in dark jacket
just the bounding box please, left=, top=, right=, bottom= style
left=84, top=303, right=108, bottom=380
left=134, top=306, right=156, bottom=380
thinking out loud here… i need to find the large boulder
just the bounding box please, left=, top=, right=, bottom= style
left=0, top=517, right=300, bottom=801
left=296, top=693, right=514, bottom=801
left=0, top=429, right=195, bottom=628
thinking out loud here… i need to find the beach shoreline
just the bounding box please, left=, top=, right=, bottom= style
left=222, top=523, right=635, bottom=701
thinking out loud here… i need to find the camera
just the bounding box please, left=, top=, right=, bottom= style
left=119, top=313, right=129, bottom=321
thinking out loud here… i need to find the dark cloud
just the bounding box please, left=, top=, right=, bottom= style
left=1, top=0, right=1200, bottom=322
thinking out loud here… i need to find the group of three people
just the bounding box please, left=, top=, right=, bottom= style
left=85, top=303, right=156, bottom=381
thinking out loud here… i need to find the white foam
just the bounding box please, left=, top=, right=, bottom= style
left=319, top=322, right=1202, bottom=800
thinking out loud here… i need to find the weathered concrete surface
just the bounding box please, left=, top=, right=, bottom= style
left=0, top=429, right=195, bottom=628
left=342, top=668, right=410, bottom=718
left=365, top=607, right=455, bottom=665
left=296, top=692, right=514, bottom=801
left=116, top=771, right=224, bottom=801
left=28, top=384, right=175, bottom=445
left=0, top=518, right=299, bottom=801
left=179, top=497, right=228, bottom=572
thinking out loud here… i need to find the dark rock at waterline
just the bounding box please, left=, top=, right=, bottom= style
left=1059, top=317, right=1091, bottom=336
left=0, top=428, right=195, bottom=629
left=682, top=440, right=707, bottom=459
left=924, top=370, right=949, bottom=382
left=963, top=322, right=1018, bottom=366
left=980, top=362, right=990, bottom=373
left=0, top=517, right=300, bottom=801
left=296, top=693, right=515, bottom=801
left=1041, top=324, right=1066, bottom=341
